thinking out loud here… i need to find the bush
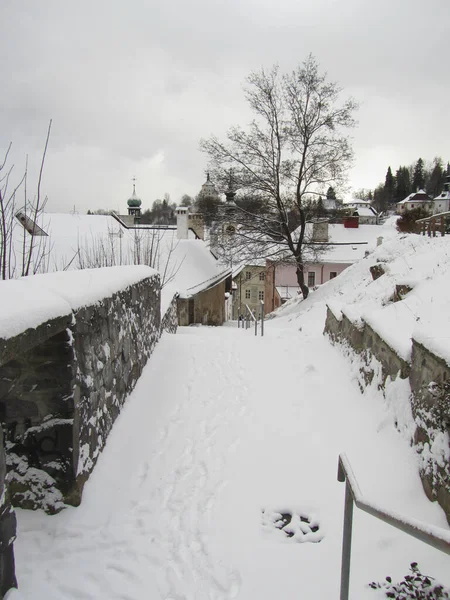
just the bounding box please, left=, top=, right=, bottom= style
left=396, top=207, right=430, bottom=233
left=369, top=562, right=450, bottom=599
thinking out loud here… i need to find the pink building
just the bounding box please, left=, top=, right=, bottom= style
left=265, top=219, right=387, bottom=312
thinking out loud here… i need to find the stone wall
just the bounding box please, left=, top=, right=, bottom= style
left=324, top=305, right=450, bottom=524
left=0, top=428, right=17, bottom=598
left=409, top=340, right=450, bottom=521
left=0, top=273, right=161, bottom=514
left=161, top=294, right=179, bottom=334
left=71, top=275, right=161, bottom=503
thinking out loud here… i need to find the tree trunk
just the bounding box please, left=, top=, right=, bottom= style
left=295, top=259, right=309, bottom=299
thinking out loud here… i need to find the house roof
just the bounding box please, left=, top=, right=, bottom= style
left=13, top=212, right=230, bottom=312
left=287, top=220, right=398, bottom=265
left=344, top=198, right=372, bottom=207
left=397, top=189, right=431, bottom=205
left=434, top=191, right=450, bottom=201
left=352, top=206, right=378, bottom=218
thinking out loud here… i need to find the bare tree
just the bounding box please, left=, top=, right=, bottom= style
left=0, top=143, right=23, bottom=279
left=200, top=55, right=357, bottom=297
left=0, top=121, right=52, bottom=279
left=77, top=226, right=184, bottom=288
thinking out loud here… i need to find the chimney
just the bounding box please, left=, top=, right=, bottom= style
left=312, top=219, right=329, bottom=242
left=176, top=206, right=188, bottom=239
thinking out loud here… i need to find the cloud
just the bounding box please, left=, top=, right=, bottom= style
left=1, top=0, right=449, bottom=213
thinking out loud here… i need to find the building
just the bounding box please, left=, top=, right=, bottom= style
left=432, top=173, right=450, bottom=214
left=264, top=218, right=393, bottom=312
left=231, top=264, right=266, bottom=319
left=396, top=190, right=433, bottom=214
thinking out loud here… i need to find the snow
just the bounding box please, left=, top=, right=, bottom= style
left=10, top=230, right=450, bottom=599
left=0, top=266, right=156, bottom=340
left=12, top=212, right=229, bottom=297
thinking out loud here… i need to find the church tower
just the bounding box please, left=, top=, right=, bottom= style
left=127, top=180, right=142, bottom=224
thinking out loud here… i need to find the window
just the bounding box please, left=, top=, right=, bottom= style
left=330, top=272, right=337, bottom=279
left=245, top=271, right=251, bottom=280
left=258, top=290, right=264, bottom=300
left=410, top=204, right=414, bottom=208
left=259, top=272, right=265, bottom=281
left=308, top=272, right=316, bottom=287
left=245, top=289, right=251, bottom=299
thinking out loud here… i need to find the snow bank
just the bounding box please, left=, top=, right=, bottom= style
left=273, top=232, right=450, bottom=365
left=0, top=266, right=157, bottom=340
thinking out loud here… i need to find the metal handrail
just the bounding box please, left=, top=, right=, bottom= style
left=245, top=303, right=257, bottom=321
left=338, top=452, right=450, bottom=600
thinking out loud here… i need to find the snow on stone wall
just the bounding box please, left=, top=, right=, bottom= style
left=324, top=305, right=450, bottom=524
left=0, top=268, right=162, bottom=516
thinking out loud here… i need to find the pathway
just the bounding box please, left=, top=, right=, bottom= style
left=13, top=316, right=449, bottom=599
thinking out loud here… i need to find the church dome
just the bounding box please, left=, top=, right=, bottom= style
left=127, top=186, right=142, bottom=208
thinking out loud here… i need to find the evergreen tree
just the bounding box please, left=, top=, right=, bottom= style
left=194, top=193, right=222, bottom=225
left=373, top=183, right=387, bottom=212
left=426, top=158, right=444, bottom=198
left=180, top=194, right=194, bottom=207
left=384, top=167, right=395, bottom=204
left=326, top=186, right=336, bottom=200
left=412, top=158, right=425, bottom=191
left=395, top=166, right=411, bottom=201
left=316, top=197, right=326, bottom=217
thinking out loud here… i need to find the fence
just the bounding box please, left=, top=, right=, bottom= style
left=237, top=301, right=265, bottom=336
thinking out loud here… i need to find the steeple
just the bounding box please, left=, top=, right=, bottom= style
left=127, top=177, right=142, bottom=223
left=199, top=172, right=219, bottom=199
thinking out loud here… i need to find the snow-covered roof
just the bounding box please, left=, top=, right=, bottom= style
left=288, top=220, right=397, bottom=264
left=11, top=213, right=230, bottom=314
left=276, top=285, right=300, bottom=299
left=351, top=206, right=377, bottom=218
left=344, top=198, right=372, bottom=207
left=397, top=190, right=431, bottom=205
left=434, top=191, right=450, bottom=201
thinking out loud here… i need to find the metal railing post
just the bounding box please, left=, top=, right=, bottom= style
left=337, top=453, right=450, bottom=599
left=260, top=301, right=264, bottom=337
left=340, top=481, right=354, bottom=600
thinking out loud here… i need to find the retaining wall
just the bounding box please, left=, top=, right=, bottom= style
left=161, top=294, right=179, bottom=334
left=0, top=270, right=161, bottom=514
left=324, top=306, right=450, bottom=524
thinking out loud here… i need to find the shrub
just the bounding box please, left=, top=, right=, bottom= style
left=396, top=207, right=430, bottom=233
left=369, top=562, right=450, bottom=599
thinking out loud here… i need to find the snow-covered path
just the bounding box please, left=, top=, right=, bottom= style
left=14, top=315, right=449, bottom=600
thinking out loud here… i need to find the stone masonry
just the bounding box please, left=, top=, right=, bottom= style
left=0, top=273, right=162, bottom=515
left=324, top=305, right=450, bottom=524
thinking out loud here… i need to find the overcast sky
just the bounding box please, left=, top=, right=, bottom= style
left=1, top=0, right=449, bottom=214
